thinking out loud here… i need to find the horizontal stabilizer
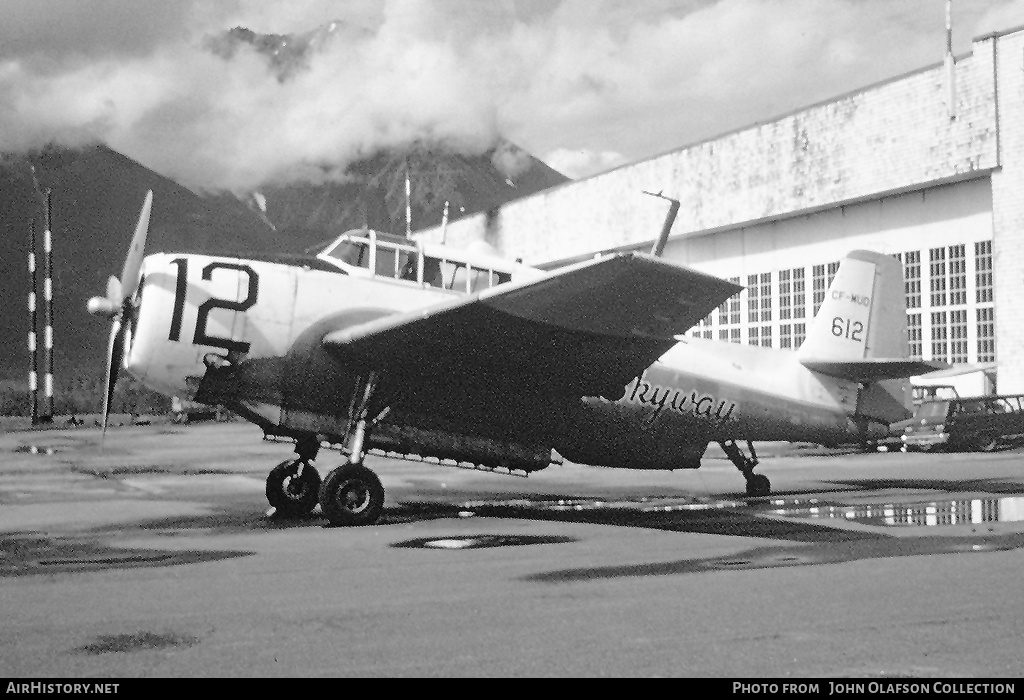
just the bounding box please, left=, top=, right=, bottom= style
left=801, top=358, right=949, bottom=383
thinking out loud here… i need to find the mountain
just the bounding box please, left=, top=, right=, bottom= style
left=0, top=142, right=566, bottom=387
left=206, top=140, right=567, bottom=249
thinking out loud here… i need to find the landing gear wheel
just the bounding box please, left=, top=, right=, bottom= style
left=319, top=463, right=385, bottom=526
left=745, top=473, right=771, bottom=498
left=266, top=459, right=321, bottom=518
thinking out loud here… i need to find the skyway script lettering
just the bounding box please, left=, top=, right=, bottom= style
left=624, top=374, right=738, bottom=428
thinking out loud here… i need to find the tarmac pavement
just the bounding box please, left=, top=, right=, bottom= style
left=1, top=422, right=1022, bottom=677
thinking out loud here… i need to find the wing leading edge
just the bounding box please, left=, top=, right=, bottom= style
left=322, top=252, right=741, bottom=398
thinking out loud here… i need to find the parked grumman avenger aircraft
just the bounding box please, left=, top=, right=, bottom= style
left=89, top=191, right=942, bottom=525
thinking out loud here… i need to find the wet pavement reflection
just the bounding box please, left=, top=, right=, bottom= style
left=765, top=494, right=1024, bottom=528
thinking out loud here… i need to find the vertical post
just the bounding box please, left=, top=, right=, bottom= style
left=28, top=219, right=39, bottom=424
left=440, top=200, right=449, bottom=245
left=41, top=188, right=54, bottom=422
left=642, top=190, right=681, bottom=258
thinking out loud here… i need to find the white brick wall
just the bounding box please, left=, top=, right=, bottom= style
left=990, top=30, right=1024, bottom=392
left=420, top=31, right=1002, bottom=265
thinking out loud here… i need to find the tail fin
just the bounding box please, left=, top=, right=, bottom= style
left=798, top=250, right=945, bottom=425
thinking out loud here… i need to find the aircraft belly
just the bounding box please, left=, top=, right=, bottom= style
left=555, top=398, right=709, bottom=470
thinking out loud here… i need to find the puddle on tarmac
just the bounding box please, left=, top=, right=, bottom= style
left=459, top=495, right=746, bottom=514
left=394, top=534, right=576, bottom=549
left=13, top=445, right=58, bottom=455
left=453, top=492, right=1024, bottom=533
left=764, top=494, right=1024, bottom=528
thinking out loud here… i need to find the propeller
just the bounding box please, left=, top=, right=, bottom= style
left=88, top=190, right=153, bottom=437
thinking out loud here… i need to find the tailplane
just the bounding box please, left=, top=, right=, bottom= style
left=798, top=250, right=945, bottom=424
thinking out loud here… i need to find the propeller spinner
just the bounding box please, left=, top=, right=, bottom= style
left=88, top=190, right=153, bottom=436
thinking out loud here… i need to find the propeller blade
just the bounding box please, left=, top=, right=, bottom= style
left=101, top=317, right=125, bottom=438
left=119, top=190, right=152, bottom=303
left=106, top=275, right=122, bottom=306
left=94, top=191, right=152, bottom=442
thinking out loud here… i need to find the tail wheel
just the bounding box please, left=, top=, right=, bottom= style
left=745, top=473, right=771, bottom=498
left=319, top=463, right=385, bottom=526
left=266, top=459, right=321, bottom=518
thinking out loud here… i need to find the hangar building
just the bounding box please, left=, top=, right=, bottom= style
left=419, top=25, right=1024, bottom=395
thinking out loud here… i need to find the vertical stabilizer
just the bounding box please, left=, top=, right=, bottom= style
left=798, top=251, right=906, bottom=364
left=798, top=251, right=943, bottom=426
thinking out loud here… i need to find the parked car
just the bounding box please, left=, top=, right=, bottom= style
left=170, top=395, right=229, bottom=424
left=902, top=394, right=1024, bottom=452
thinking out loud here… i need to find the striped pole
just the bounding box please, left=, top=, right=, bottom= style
left=41, top=188, right=54, bottom=422
left=405, top=159, right=412, bottom=237
left=28, top=219, right=39, bottom=424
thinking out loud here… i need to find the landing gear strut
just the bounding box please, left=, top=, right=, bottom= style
left=266, top=435, right=322, bottom=518
left=319, top=373, right=388, bottom=526
left=719, top=439, right=771, bottom=497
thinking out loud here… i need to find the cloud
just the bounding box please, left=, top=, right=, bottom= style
left=542, top=148, right=625, bottom=179
left=1, top=0, right=1021, bottom=190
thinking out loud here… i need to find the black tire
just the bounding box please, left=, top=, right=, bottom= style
left=266, top=459, right=321, bottom=518
left=319, top=463, right=385, bottom=526
left=745, top=473, right=771, bottom=498
left=973, top=435, right=999, bottom=453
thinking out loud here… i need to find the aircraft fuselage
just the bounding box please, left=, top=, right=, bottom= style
left=125, top=252, right=873, bottom=472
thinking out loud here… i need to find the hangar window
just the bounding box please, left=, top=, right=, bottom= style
left=718, top=277, right=740, bottom=327
left=812, top=263, right=838, bottom=315
left=812, top=264, right=827, bottom=314
left=691, top=314, right=713, bottom=339
left=931, top=311, right=948, bottom=362
left=728, top=278, right=741, bottom=325
left=747, top=274, right=760, bottom=323
left=779, top=270, right=792, bottom=321
left=781, top=324, right=792, bottom=349
left=760, top=325, right=772, bottom=348
left=748, top=325, right=760, bottom=346
left=759, top=273, right=772, bottom=323
left=975, top=241, right=993, bottom=303
left=908, top=313, right=923, bottom=359
left=903, top=251, right=922, bottom=309
left=950, top=309, right=969, bottom=363
left=977, top=307, right=995, bottom=362
left=794, top=322, right=806, bottom=347
left=730, top=328, right=741, bottom=344
left=949, top=245, right=967, bottom=306
left=929, top=247, right=947, bottom=307
left=793, top=268, right=806, bottom=319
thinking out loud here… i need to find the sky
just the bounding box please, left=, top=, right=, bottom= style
left=1, top=0, right=1022, bottom=191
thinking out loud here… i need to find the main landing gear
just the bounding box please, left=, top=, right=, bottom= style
left=719, top=439, right=771, bottom=498
left=319, top=372, right=387, bottom=526
left=264, top=373, right=389, bottom=526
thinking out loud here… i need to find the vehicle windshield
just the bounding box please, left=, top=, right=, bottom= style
left=915, top=401, right=951, bottom=420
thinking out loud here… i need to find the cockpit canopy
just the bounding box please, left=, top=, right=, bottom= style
left=316, top=229, right=519, bottom=293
